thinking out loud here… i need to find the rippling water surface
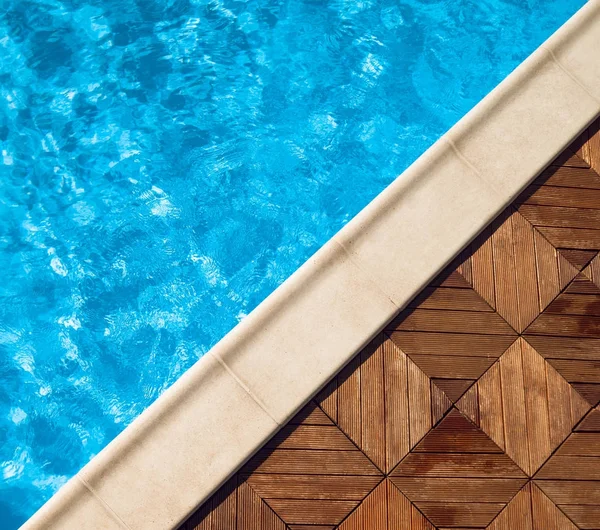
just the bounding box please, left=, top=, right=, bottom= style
left=0, top=0, right=585, bottom=525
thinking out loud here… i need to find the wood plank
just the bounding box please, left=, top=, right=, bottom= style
left=262, top=505, right=288, bottom=530
left=316, top=380, right=338, bottom=424
left=573, top=384, right=600, bottom=407
left=456, top=384, right=479, bottom=427
left=522, top=341, right=552, bottom=474
left=530, top=483, right=578, bottom=530
left=550, top=151, right=590, bottom=168
left=408, top=357, right=431, bottom=449
left=430, top=382, right=452, bottom=425
left=289, top=526, right=334, bottom=530
left=582, top=117, right=600, bottom=174
left=560, top=249, right=598, bottom=270
left=290, top=402, right=334, bottom=426
left=433, top=379, right=474, bottom=403
left=477, top=362, right=506, bottom=451
left=546, top=359, right=600, bottom=383
left=265, top=499, right=359, bottom=525
left=537, top=226, right=600, bottom=250
left=247, top=450, right=381, bottom=475
left=487, top=483, right=532, bottom=530
left=431, top=269, right=472, bottom=288
left=413, top=409, right=503, bottom=453
left=534, top=230, right=561, bottom=310
left=384, top=340, right=410, bottom=472
left=526, top=314, right=600, bottom=338
left=245, top=474, right=380, bottom=500
left=392, top=309, right=515, bottom=335
left=492, top=209, right=521, bottom=332
left=559, top=251, right=581, bottom=290
left=416, top=502, right=504, bottom=527
left=513, top=211, right=540, bottom=331
left=571, top=385, right=592, bottom=425
left=409, top=354, right=495, bottom=379
left=340, top=480, right=436, bottom=530
left=525, top=335, right=600, bottom=360
left=393, top=453, right=525, bottom=478
left=546, top=293, right=600, bottom=317
left=471, top=226, right=496, bottom=309
left=266, top=425, right=357, bottom=450
left=411, top=506, right=434, bottom=530
left=519, top=204, right=600, bottom=229
left=535, top=480, right=600, bottom=505
left=361, top=340, right=385, bottom=472
left=457, top=248, right=473, bottom=286
left=388, top=477, right=526, bottom=503
left=557, top=505, right=600, bottom=530
left=536, top=165, right=600, bottom=189
left=575, top=409, right=600, bottom=431
left=358, top=479, right=386, bottom=529
left=536, top=456, right=600, bottom=480
left=409, top=287, right=493, bottom=311
left=499, top=340, right=530, bottom=475
left=565, top=273, right=600, bottom=294
left=338, top=357, right=361, bottom=447
left=389, top=332, right=515, bottom=358
left=546, top=363, right=575, bottom=448
left=237, top=480, right=263, bottom=530
left=555, top=433, right=600, bottom=456
left=521, top=185, right=600, bottom=209
left=386, top=481, right=412, bottom=530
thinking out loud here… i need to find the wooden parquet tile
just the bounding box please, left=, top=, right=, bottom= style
left=181, top=120, right=600, bottom=529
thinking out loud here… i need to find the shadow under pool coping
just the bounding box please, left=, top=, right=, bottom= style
left=22, top=1, right=600, bottom=528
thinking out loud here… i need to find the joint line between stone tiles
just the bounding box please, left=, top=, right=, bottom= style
left=76, top=475, right=134, bottom=530
left=542, top=45, right=600, bottom=106
left=332, top=239, right=400, bottom=310
left=209, top=351, right=282, bottom=425
left=445, top=135, right=505, bottom=200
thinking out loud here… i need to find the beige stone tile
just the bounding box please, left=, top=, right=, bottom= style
left=334, top=137, right=501, bottom=307
left=543, top=0, right=600, bottom=102
left=447, top=48, right=599, bottom=203
left=21, top=477, right=126, bottom=530
left=212, top=240, right=398, bottom=424
left=78, top=353, right=278, bottom=530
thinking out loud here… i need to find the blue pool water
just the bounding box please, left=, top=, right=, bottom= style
left=0, top=0, right=585, bottom=526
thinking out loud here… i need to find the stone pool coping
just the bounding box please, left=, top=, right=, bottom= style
left=22, top=1, right=600, bottom=529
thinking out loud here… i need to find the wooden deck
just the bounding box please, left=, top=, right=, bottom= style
left=181, top=119, right=600, bottom=530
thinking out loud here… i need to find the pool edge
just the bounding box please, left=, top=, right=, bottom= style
left=21, top=1, right=600, bottom=529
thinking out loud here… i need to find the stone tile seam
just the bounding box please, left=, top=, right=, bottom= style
left=444, top=134, right=506, bottom=200
left=209, top=350, right=282, bottom=426
left=75, top=475, right=133, bottom=530
left=329, top=238, right=400, bottom=310
left=542, top=44, right=600, bottom=105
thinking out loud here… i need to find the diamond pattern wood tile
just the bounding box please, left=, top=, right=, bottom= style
left=180, top=118, right=600, bottom=529
left=456, top=337, right=589, bottom=476
left=536, top=406, right=600, bottom=529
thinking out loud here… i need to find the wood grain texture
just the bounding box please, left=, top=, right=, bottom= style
left=486, top=481, right=577, bottom=530
left=472, top=207, right=578, bottom=332
left=337, top=480, right=434, bottom=530
left=455, top=338, right=590, bottom=476
left=388, top=283, right=515, bottom=410
left=181, top=118, right=600, bottom=530
left=581, top=117, right=600, bottom=174
left=391, top=409, right=526, bottom=528
left=536, top=407, right=600, bottom=529
left=316, top=334, right=451, bottom=474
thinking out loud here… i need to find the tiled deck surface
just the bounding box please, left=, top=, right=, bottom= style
left=181, top=119, right=600, bottom=530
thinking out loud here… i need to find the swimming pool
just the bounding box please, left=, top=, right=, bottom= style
left=0, top=0, right=585, bottom=526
